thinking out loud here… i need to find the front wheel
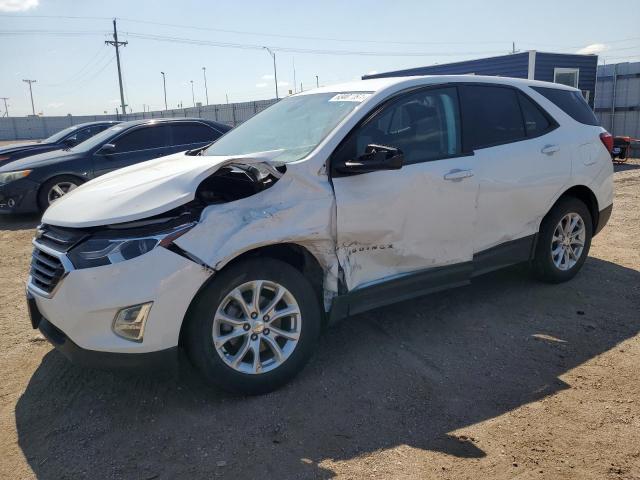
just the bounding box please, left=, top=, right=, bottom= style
left=532, top=197, right=593, bottom=283
left=184, top=258, right=322, bottom=394
left=38, top=175, right=82, bottom=211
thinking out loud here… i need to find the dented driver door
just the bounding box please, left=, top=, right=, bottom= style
left=331, top=86, right=478, bottom=291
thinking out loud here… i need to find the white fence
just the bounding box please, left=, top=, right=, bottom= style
left=0, top=98, right=278, bottom=141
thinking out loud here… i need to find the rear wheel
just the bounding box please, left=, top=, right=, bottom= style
left=38, top=175, right=82, bottom=211
left=184, top=258, right=322, bottom=394
left=532, top=197, right=592, bottom=283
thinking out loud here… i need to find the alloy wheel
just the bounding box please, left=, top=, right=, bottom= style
left=551, top=212, right=586, bottom=271
left=47, top=181, right=78, bottom=205
left=212, top=280, right=302, bottom=375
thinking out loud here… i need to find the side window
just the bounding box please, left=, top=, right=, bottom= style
left=531, top=86, right=599, bottom=126
left=518, top=93, right=552, bottom=137
left=73, top=126, right=102, bottom=144
left=342, top=87, right=461, bottom=165
left=171, top=123, right=220, bottom=146
left=113, top=126, right=171, bottom=153
left=459, top=85, right=525, bottom=150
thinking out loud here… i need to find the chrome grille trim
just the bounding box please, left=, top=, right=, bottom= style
left=27, top=239, right=75, bottom=299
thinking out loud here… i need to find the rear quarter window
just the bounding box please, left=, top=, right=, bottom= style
left=531, top=87, right=599, bottom=126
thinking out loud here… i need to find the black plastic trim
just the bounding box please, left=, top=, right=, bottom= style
left=38, top=318, right=178, bottom=370
left=472, top=234, right=536, bottom=277
left=329, top=234, right=537, bottom=324
left=329, top=262, right=472, bottom=324
left=594, top=204, right=613, bottom=236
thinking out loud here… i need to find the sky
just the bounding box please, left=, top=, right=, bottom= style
left=0, top=0, right=638, bottom=117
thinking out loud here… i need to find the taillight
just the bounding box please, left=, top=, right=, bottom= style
left=600, top=132, right=613, bottom=153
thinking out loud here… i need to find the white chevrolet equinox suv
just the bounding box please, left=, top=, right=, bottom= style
left=27, top=75, right=614, bottom=394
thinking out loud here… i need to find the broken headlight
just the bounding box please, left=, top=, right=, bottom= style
left=68, top=223, right=195, bottom=269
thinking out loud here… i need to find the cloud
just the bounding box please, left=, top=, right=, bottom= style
left=0, top=0, right=38, bottom=12
left=277, top=81, right=289, bottom=87
left=576, top=43, right=607, bottom=55
left=47, top=102, right=64, bottom=109
left=255, top=82, right=268, bottom=88
left=261, top=74, right=274, bottom=80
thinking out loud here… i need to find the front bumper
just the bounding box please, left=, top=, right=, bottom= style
left=28, top=244, right=212, bottom=357
left=0, top=178, right=41, bottom=214
left=38, top=315, right=178, bottom=370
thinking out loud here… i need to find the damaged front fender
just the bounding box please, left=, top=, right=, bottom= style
left=174, top=161, right=340, bottom=310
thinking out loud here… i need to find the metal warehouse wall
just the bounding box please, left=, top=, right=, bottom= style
left=0, top=98, right=277, bottom=141
left=363, top=52, right=530, bottom=79
left=595, top=62, right=640, bottom=135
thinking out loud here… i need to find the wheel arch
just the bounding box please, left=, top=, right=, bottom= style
left=545, top=185, right=599, bottom=234
left=37, top=173, right=88, bottom=209
left=178, top=242, right=326, bottom=347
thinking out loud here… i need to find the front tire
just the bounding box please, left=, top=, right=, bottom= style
left=184, top=258, right=322, bottom=395
left=532, top=197, right=593, bottom=283
left=38, top=175, right=82, bottom=211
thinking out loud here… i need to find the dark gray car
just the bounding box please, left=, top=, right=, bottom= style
left=0, top=118, right=230, bottom=214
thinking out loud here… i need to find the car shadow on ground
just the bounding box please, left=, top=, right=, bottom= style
left=614, top=161, right=640, bottom=172
left=0, top=213, right=40, bottom=231
left=15, top=257, right=640, bottom=479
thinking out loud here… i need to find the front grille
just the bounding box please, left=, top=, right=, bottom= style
left=35, top=224, right=87, bottom=252
left=30, top=245, right=65, bottom=295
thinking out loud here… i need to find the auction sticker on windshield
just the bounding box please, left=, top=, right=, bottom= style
left=329, top=93, right=372, bottom=102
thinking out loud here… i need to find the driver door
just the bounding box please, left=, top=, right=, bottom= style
left=331, top=86, right=478, bottom=295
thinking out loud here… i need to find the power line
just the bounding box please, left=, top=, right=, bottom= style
left=2, top=14, right=639, bottom=50
left=41, top=45, right=110, bottom=87
left=124, top=31, right=508, bottom=57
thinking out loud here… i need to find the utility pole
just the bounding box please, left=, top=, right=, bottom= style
left=315, top=75, right=319, bottom=88
left=202, top=67, right=209, bottom=105
left=190, top=80, right=195, bottom=107
left=161, top=71, right=167, bottom=110
left=226, top=93, right=229, bottom=104
left=105, top=19, right=128, bottom=117
left=0, top=97, right=8, bottom=117
left=293, top=58, right=297, bottom=93
left=22, top=80, right=36, bottom=116
left=263, top=47, right=279, bottom=100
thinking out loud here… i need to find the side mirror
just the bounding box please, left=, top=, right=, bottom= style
left=336, top=144, right=404, bottom=174
left=97, top=143, right=116, bottom=155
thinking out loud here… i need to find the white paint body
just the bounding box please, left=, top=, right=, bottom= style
left=34, top=75, right=613, bottom=354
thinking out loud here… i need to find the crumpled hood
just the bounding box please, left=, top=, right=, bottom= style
left=42, top=150, right=284, bottom=228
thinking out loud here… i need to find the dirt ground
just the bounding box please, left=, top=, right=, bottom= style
left=0, top=160, right=639, bottom=480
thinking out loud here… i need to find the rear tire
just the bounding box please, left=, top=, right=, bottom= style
left=184, top=258, right=322, bottom=395
left=532, top=197, right=592, bottom=283
left=38, top=175, right=83, bottom=212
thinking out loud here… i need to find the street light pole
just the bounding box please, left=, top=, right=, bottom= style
left=263, top=47, right=279, bottom=100
left=0, top=97, right=9, bottom=117
left=202, top=67, right=209, bottom=105
left=190, top=80, right=195, bottom=107
left=315, top=75, right=319, bottom=88
left=161, top=71, right=168, bottom=110
left=22, top=79, right=36, bottom=116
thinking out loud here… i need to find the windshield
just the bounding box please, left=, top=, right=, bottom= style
left=69, top=124, right=125, bottom=153
left=204, top=92, right=371, bottom=162
left=44, top=125, right=81, bottom=143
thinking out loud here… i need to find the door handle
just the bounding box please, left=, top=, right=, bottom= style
left=541, top=144, right=560, bottom=155
left=444, top=169, right=474, bottom=181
